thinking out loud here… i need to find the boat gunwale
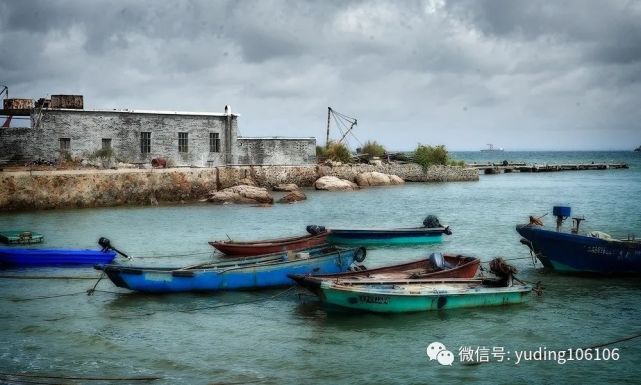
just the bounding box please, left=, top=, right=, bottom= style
left=209, top=230, right=329, bottom=248
left=98, top=246, right=359, bottom=275
left=516, top=224, right=641, bottom=245
left=328, top=226, right=448, bottom=234
left=289, top=254, right=479, bottom=281
left=322, top=281, right=532, bottom=297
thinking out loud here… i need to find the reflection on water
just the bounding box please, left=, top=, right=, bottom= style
left=1, top=152, right=640, bottom=384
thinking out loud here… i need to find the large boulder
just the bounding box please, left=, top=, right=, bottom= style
left=278, top=190, right=307, bottom=203
left=206, top=185, right=273, bottom=204
left=273, top=183, right=299, bottom=192
left=236, top=177, right=257, bottom=186
left=355, top=172, right=405, bottom=187
left=314, top=176, right=359, bottom=191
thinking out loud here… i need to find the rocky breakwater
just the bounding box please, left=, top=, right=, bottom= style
left=319, top=163, right=478, bottom=182
left=0, top=168, right=219, bottom=211
left=314, top=176, right=359, bottom=191
left=0, top=163, right=477, bottom=211
left=206, top=185, right=273, bottom=204
left=354, top=171, right=405, bottom=187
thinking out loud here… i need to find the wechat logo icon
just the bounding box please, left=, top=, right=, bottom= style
left=427, top=342, right=455, bottom=366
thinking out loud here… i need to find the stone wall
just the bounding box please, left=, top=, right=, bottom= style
left=0, top=164, right=478, bottom=211
left=0, top=109, right=237, bottom=166
left=0, top=110, right=316, bottom=167
left=318, top=163, right=478, bottom=182
left=235, top=137, right=316, bottom=165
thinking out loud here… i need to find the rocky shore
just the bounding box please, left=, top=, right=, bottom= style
left=0, top=163, right=478, bottom=211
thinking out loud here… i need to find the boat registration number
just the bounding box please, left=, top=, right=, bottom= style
left=358, top=295, right=389, bottom=304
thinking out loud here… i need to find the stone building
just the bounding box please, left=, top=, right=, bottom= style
left=0, top=95, right=315, bottom=166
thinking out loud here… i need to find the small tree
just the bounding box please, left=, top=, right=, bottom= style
left=360, top=140, right=386, bottom=158
left=88, top=147, right=115, bottom=168
left=325, top=141, right=352, bottom=163
left=413, top=144, right=449, bottom=171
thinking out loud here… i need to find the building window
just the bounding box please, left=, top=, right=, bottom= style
left=59, top=138, right=70, bottom=151
left=102, top=138, right=112, bottom=150
left=210, top=133, right=220, bottom=153
left=140, top=132, right=151, bottom=154
left=178, top=132, right=188, bottom=153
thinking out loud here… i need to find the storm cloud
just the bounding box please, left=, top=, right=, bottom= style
left=1, top=0, right=640, bottom=150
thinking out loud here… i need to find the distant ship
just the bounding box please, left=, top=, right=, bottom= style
left=635, top=145, right=641, bottom=152
left=480, top=144, right=504, bottom=152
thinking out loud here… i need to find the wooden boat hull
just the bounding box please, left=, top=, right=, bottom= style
left=289, top=254, right=479, bottom=296
left=516, top=224, right=641, bottom=275
left=209, top=231, right=329, bottom=257
left=327, top=227, right=450, bottom=246
left=0, top=248, right=116, bottom=267
left=0, top=231, right=44, bottom=245
left=318, top=280, right=531, bottom=313
left=97, top=246, right=361, bottom=293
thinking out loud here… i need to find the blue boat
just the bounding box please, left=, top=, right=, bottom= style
left=0, top=248, right=117, bottom=267
left=517, top=206, right=641, bottom=275
left=96, top=245, right=364, bottom=293
left=311, top=216, right=452, bottom=247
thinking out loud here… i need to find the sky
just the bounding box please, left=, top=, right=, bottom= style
left=1, top=0, right=640, bottom=151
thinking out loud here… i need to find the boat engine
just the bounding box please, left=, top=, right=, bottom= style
left=306, top=225, right=326, bottom=235
left=97, top=237, right=131, bottom=259
left=422, top=215, right=442, bottom=228
left=552, top=206, right=571, bottom=232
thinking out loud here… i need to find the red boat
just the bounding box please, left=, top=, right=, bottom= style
left=209, top=230, right=330, bottom=257
left=288, top=253, right=480, bottom=295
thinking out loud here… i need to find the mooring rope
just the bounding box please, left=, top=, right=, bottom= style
left=9, top=289, right=124, bottom=302
left=0, top=371, right=160, bottom=382
left=179, top=286, right=299, bottom=313
left=10, top=291, right=89, bottom=302
left=130, top=250, right=214, bottom=259
left=480, top=256, right=534, bottom=264
left=582, top=332, right=641, bottom=349
left=127, top=249, right=215, bottom=259
left=0, top=275, right=100, bottom=280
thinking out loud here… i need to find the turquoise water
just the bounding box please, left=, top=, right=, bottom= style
left=1, top=151, right=640, bottom=384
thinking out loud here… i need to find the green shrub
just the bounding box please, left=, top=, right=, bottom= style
left=448, top=159, right=466, bottom=167
left=413, top=144, right=449, bottom=171
left=360, top=140, right=386, bottom=158
left=88, top=147, right=114, bottom=161
left=325, top=141, right=352, bottom=163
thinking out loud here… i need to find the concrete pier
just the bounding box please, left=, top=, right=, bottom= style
left=468, top=162, right=629, bottom=175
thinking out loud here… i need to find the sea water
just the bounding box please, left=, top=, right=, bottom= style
left=0, top=151, right=640, bottom=384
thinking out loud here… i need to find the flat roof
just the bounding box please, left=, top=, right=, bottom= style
left=238, top=136, right=315, bottom=140
left=43, top=108, right=239, bottom=117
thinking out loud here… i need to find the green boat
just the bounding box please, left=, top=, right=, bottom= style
left=0, top=231, right=45, bottom=245
left=317, top=278, right=532, bottom=313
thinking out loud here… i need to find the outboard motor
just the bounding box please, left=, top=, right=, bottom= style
left=306, top=225, right=326, bottom=235
left=429, top=252, right=445, bottom=269
left=97, top=237, right=131, bottom=259
left=423, top=215, right=442, bottom=228
left=552, top=206, right=571, bottom=232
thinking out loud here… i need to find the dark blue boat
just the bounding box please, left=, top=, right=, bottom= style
left=517, top=206, right=641, bottom=275
left=0, top=248, right=117, bottom=267
left=96, top=245, right=364, bottom=293
left=313, top=216, right=452, bottom=247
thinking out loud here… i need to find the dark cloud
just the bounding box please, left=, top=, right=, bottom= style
left=0, top=0, right=640, bottom=150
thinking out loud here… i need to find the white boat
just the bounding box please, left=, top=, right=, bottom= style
left=480, top=144, right=504, bottom=152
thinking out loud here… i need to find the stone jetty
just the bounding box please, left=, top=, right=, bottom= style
left=0, top=163, right=478, bottom=211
